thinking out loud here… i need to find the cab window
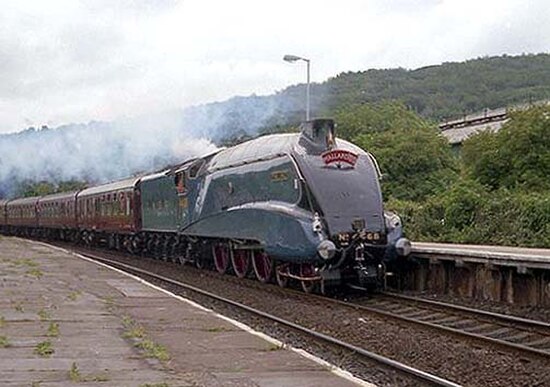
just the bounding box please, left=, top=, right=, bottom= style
left=174, top=172, right=186, bottom=195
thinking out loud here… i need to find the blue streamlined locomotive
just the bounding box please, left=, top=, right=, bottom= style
left=0, top=119, right=410, bottom=292
left=169, top=119, right=410, bottom=291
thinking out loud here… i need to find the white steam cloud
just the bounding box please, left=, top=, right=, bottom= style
left=0, top=113, right=217, bottom=197
left=0, top=93, right=302, bottom=198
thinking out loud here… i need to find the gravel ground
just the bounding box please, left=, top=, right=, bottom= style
left=398, top=290, right=550, bottom=323
left=70, top=246, right=550, bottom=387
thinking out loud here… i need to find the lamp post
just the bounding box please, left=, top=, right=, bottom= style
left=283, top=54, right=310, bottom=121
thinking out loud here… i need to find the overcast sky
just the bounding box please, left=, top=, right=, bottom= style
left=1, top=0, right=548, bottom=134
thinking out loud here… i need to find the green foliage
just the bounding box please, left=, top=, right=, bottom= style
left=121, top=315, right=170, bottom=362
left=0, top=335, right=10, bottom=348
left=19, top=181, right=56, bottom=197
left=26, top=268, right=43, bottom=279
left=34, top=340, right=54, bottom=357
left=15, top=179, right=87, bottom=198
left=362, top=104, right=550, bottom=247
left=388, top=181, right=550, bottom=247
left=38, top=309, right=51, bottom=321
left=47, top=322, right=59, bottom=337
left=321, top=53, right=550, bottom=121
left=333, top=101, right=432, bottom=140
left=335, top=101, right=458, bottom=201
left=57, top=180, right=88, bottom=193
left=134, top=339, right=170, bottom=361
left=68, top=362, right=110, bottom=383
left=68, top=362, right=82, bottom=382
left=462, top=105, right=550, bottom=192
left=212, top=53, right=550, bottom=143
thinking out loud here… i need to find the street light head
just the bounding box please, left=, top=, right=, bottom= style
left=283, top=53, right=311, bottom=121
left=283, top=54, right=302, bottom=62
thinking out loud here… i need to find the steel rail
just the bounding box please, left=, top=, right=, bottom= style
left=339, top=294, right=550, bottom=359
left=381, top=291, right=550, bottom=330
left=77, top=250, right=462, bottom=387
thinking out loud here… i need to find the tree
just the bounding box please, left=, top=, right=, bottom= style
left=462, top=105, right=550, bottom=192
left=15, top=180, right=88, bottom=198
left=335, top=101, right=458, bottom=201
left=333, top=101, right=431, bottom=140
left=18, top=181, right=57, bottom=197
left=57, top=180, right=88, bottom=193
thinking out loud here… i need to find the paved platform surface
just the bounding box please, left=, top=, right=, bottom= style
left=0, top=237, right=367, bottom=386
left=413, top=242, right=550, bottom=258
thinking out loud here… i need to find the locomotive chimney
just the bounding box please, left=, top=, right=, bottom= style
left=298, top=119, right=336, bottom=155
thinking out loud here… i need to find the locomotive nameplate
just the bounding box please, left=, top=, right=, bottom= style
left=321, top=149, right=358, bottom=167
left=271, top=170, right=289, bottom=182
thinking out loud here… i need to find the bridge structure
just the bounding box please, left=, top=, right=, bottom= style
left=439, top=107, right=508, bottom=145
left=438, top=100, right=549, bottom=145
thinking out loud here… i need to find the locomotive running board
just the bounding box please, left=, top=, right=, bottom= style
left=276, top=267, right=322, bottom=282
left=231, top=244, right=264, bottom=250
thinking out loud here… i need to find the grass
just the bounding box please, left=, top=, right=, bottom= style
left=134, top=339, right=170, bottom=362
left=121, top=315, right=134, bottom=328
left=0, top=335, right=10, bottom=348
left=69, top=362, right=110, bottom=382
left=121, top=315, right=170, bottom=362
left=12, top=258, right=39, bottom=268
left=67, top=291, right=82, bottom=301
left=89, top=374, right=110, bottom=382
left=38, top=309, right=51, bottom=321
left=0, top=315, right=5, bottom=327
left=13, top=302, right=24, bottom=313
left=34, top=340, right=54, bottom=357
left=264, top=343, right=284, bottom=351
left=46, top=322, right=59, bottom=337
left=103, top=296, right=115, bottom=309
left=122, top=325, right=146, bottom=339
left=68, top=362, right=81, bottom=382
left=140, top=383, right=170, bottom=387
left=205, top=326, right=229, bottom=333
left=121, top=316, right=143, bottom=339
left=26, top=268, right=43, bottom=279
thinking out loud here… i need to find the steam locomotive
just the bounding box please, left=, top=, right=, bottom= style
left=0, top=119, right=410, bottom=292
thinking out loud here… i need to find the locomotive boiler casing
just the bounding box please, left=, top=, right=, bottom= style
left=173, top=119, right=410, bottom=287
left=179, top=150, right=323, bottom=262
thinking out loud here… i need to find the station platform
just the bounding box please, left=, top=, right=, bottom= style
left=409, top=242, right=550, bottom=306
left=0, top=237, right=368, bottom=386
left=412, top=241, right=550, bottom=270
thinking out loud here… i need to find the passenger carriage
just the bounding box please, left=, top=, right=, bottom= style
left=37, top=191, right=79, bottom=241
left=76, top=177, right=141, bottom=249
left=5, top=197, right=41, bottom=237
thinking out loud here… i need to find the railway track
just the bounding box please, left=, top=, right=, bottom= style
left=70, top=247, right=461, bottom=387
left=345, top=292, right=550, bottom=359
left=44, top=241, right=550, bottom=385
left=70, top=243, right=550, bottom=361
